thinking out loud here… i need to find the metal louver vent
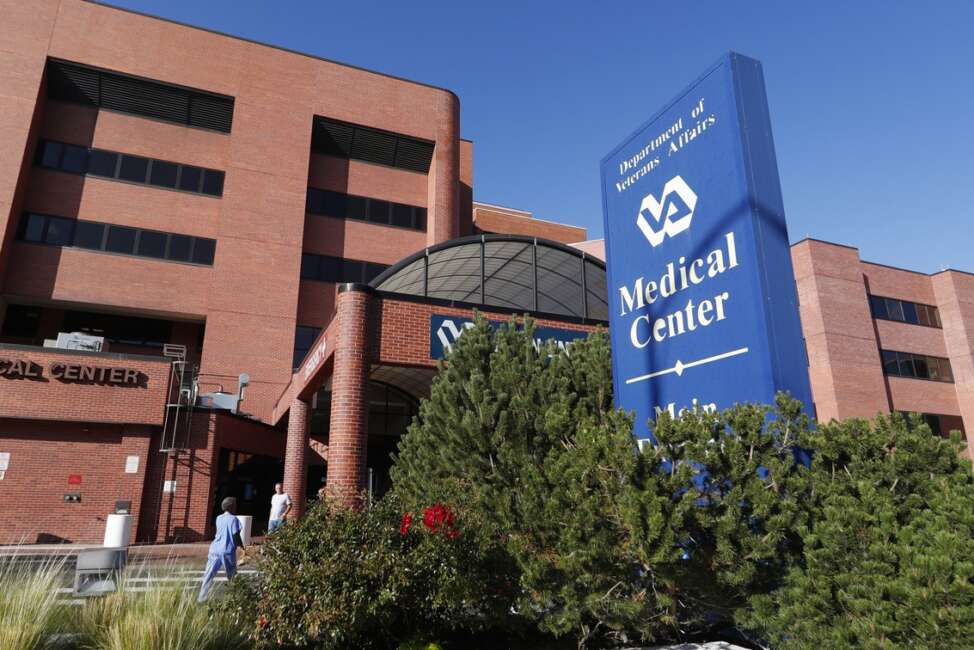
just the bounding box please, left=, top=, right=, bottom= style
left=100, top=75, right=189, bottom=124
left=47, top=63, right=99, bottom=105
left=312, top=120, right=354, bottom=157
left=351, top=128, right=396, bottom=167
left=394, top=138, right=435, bottom=173
left=46, top=60, right=234, bottom=134
left=189, top=94, right=234, bottom=132
left=312, top=116, right=434, bottom=173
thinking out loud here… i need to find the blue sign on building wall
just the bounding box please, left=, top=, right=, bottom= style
left=600, top=52, right=813, bottom=440
left=429, top=314, right=588, bottom=360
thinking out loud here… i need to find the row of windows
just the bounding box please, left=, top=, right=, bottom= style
left=312, top=116, right=434, bottom=174
left=869, top=294, right=941, bottom=328
left=293, top=325, right=323, bottom=369
left=300, top=253, right=388, bottom=284
left=306, top=187, right=426, bottom=231
left=35, top=140, right=225, bottom=197
left=881, top=349, right=954, bottom=383
left=18, top=213, right=216, bottom=266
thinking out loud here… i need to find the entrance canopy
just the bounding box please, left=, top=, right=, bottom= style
left=370, top=235, right=609, bottom=322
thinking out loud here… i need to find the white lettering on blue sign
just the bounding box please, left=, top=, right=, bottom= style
left=600, top=53, right=813, bottom=439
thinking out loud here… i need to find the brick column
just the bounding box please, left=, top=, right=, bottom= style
left=326, top=284, right=373, bottom=507
left=283, top=398, right=310, bottom=519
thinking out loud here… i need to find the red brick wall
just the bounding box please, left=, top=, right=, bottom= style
left=472, top=203, right=587, bottom=244
left=0, top=419, right=153, bottom=544
left=0, top=0, right=463, bottom=423
left=140, top=410, right=285, bottom=542
left=374, top=297, right=601, bottom=368
left=0, top=345, right=171, bottom=426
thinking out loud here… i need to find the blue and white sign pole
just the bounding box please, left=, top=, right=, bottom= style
left=600, top=52, right=813, bottom=441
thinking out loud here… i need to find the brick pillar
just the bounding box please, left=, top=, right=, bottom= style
left=325, top=284, right=373, bottom=507
left=283, top=398, right=310, bottom=519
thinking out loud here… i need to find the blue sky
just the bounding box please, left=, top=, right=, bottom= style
left=107, top=1, right=974, bottom=273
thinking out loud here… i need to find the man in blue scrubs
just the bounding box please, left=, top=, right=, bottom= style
left=197, top=496, right=246, bottom=602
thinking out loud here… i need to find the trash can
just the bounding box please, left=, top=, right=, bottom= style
left=236, top=515, right=253, bottom=546
left=103, top=514, right=132, bottom=548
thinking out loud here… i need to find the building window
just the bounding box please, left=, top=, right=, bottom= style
left=0, top=304, right=41, bottom=339
left=18, top=212, right=217, bottom=267
left=869, top=294, right=942, bottom=328
left=292, top=325, right=322, bottom=369
left=35, top=139, right=225, bottom=197
left=300, top=253, right=388, bottom=284
left=306, top=187, right=426, bottom=231
left=63, top=310, right=173, bottom=348
left=897, top=412, right=966, bottom=437
left=881, top=349, right=954, bottom=383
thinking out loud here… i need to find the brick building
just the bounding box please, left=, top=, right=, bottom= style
left=0, top=0, right=970, bottom=545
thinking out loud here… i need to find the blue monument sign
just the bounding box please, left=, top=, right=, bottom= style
left=600, top=53, right=812, bottom=440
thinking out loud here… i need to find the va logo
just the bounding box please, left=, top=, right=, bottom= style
left=635, top=175, right=697, bottom=247
left=436, top=319, right=475, bottom=354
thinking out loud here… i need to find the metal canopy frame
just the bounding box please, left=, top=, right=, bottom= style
left=370, top=234, right=609, bottom=323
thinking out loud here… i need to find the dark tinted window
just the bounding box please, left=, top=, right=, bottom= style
left=149, top=160, right=178, bottom=188
left=34, top=140, right=224, bottom=197
left=341, top=259, right=364, bottom=283
left=869, top=295, right=888, bottom=320
left=106, top=225, right=137, bottom=254
left=88, top=149, right=119, bottom=177
left=870, top=294, right=942, bottom=329
left=368, top=199, right=390, bottom=225
left=364, top=262, right=387, bottom=283
left=74, top=221, right=105, bottom=249
left=22, top=213, right=45, bottom=242
left=178, top=165, right=203, bottom=192
left=137, top=230, right=167, bottom=258
left=305, top=186, right=425, bottom=231
left=44, top=217, right=74, bottom=246
left=347, top=196, right=367, bottom=220
left=320, top=256, right=343, bottom=282
left=0, top=304, right=41, bottom=338
left=292, top=325, right=322, bottom=368
left=901, top=301, right=918, bottom=324
left=191, top=238, right=216, bottom=265
left=300, top=254, right=318, bottom=280
left=201, top=170, right=224, bottom=196
left=168, top=234, right=192, bottom=262
left=61, top=144, right=88, bottom=174
left=391, top=203, right=413, bottom=228
left=118, top=155, right=149, bottom=183
left=38, top=141, right=63, bottom=169
left=882, top=349, right=954, bottom=383
left=322, top=190, right=347, bottom=217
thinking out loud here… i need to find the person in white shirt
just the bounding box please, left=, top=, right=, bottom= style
left=268, top=482, right=292, bottom=533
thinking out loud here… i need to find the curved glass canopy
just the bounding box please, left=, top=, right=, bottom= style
left=370, top=235, right=608, bottom=322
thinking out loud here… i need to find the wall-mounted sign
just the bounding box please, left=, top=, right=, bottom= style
left=0, top=358, right=147, bottom=386
left=600, top=53, right=813, bottom=440
left=124, top=455, right=140, bottom=474
left=0, top=452, right=9, bottom=471
left=429, top=314, right=589, bottom=360
left=68, top=474, right=82, bottom=485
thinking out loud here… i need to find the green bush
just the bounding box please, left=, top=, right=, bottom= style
left=742, top=414, right=974, bottom=648
left=219, top=494, right=517, bottom=649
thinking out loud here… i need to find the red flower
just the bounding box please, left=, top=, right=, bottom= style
left=400, top=512, right=413, bottom=535
left=258, top=615, right=268, bottom=629
left=446, top=529, right=460, bottom=539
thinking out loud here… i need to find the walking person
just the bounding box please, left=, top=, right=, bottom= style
left=197, top=497, right=245, bottom=602
left=268, top=482, right=292, bottom=533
